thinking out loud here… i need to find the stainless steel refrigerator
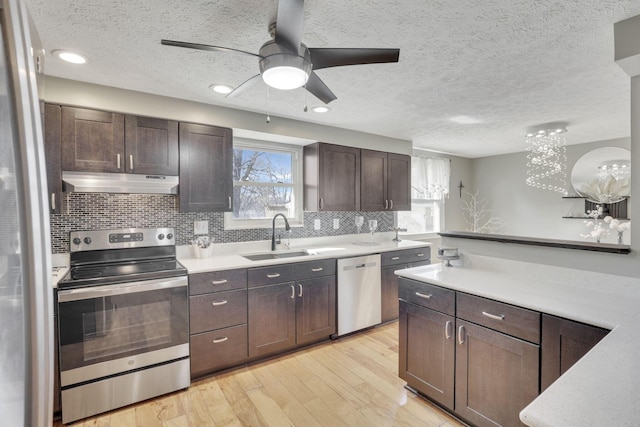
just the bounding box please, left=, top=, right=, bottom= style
left=0, top=0, right=53, bottom=426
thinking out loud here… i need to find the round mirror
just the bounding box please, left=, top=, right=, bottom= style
left=570, top=147, right=630, bottom=203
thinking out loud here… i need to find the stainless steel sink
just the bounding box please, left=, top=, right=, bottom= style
left=242, top=251, right=310, bottom=261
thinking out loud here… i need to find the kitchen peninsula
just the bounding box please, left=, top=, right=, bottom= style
left=395, top=254, right=640, bottom=426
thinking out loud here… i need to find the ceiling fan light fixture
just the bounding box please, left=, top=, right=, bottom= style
left=312, top=106, right=330, bottom=113
left=260, top=56, right=311, bottom=90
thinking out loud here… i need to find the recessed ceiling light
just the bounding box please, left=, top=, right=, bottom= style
left=209, top=84, right=233, bottom=94
left=312, top=106, right=330, bottom=113
left=51, top=49, right=87, bottom=64
left=449, top=115, right=483, bottom=124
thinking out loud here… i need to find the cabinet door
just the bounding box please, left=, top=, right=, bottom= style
left=296, top=276, right=336, bottom=345
left=360, top=149, right=388, bottom=211
left=387, top=153, right=411, bottom=211
left=248, top=282, right=296, bottom=358
left=381, top=264, right=405, bottom=322
left=541, top=314, right=609, bottom=391
left=124, top=116, right=179, bottom=175
left=318, top=143, right=360, bottom=211
left=44, top=104, right=62, bottom=214
left=399, top=301, right=455, bottom=410
left=179, top=123, right=232, bottom=212
left=455, top=320, right=539, bottom=427
left=61, top=106, right=125, bottom=172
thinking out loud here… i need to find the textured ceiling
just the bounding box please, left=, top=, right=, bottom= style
left=25, top=0, right=640, bottom=157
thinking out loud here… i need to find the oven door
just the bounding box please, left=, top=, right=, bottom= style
left=57, top=276, right=188, bottom=387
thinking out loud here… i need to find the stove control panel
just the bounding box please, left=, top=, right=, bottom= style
left=69, top=228, right=176, bottom=252
left=109, top=232, right=144, bottom=243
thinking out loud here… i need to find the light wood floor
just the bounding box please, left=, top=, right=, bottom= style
left=54, top=322, right=464, bottom=427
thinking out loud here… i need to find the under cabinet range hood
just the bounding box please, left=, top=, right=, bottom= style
left=62, top=171, right=179, bottom=194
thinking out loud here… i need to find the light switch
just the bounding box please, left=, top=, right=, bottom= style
left=333, top=218, right=339, bottom=229
left=194, top=220, right=208, bottom=235
left=314, top=219, right=321, bottom=230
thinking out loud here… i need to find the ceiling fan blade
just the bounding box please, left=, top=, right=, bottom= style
left=161, top=39, right=261, bottom=58
left=274, top=0, right=305, bottom=54
left=308, top=48, right=400, bottom=70
left=226, top=74, right=261, bottom=98
left=305, top=72, right=337, bottom=104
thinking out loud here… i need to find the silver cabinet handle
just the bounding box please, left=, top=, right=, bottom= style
left=311, top=267, right=323, bottom=272
left=129, top=154, right=134, bottom=170
left=290, top=284, right=295, bottom=299
left=212, top=337, right=228, bottom=344
left=116, top=153, right=121, bottom=169
left=211, top=300, right=228, bottom=306
left=51, top=193, right=56, bottom=211
left=458, top=325, right=465, bottom=344
left=415, top=292, right=432, bottom=299
left=390, top=200, right=394, bottom=209
left=211, top=279, right=228, bottom=285
left=267, top=273, right=281, bottom=279
left=385, top=200, right=389, bottom=209
left=445, top=321, right=452, bottom=339
left=391, top=256, right=400, bottom=260
left=319, top=198, right=324, bottom=210
left=228, top=196, right=232, bottom=209
left=416, top=253, right=425, bottom=257
left=482, top=311, right=505, bottom=321
left=298, top=284, right=303, bottom=297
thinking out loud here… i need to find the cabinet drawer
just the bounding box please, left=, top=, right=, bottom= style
left=248, top=258, right=335, bottom=287
left=381, top=247, right=430, bottom=266
left=398, top=278, right=455, bottom=316
left=190, top=324, right=248, bottom=378
left=456, top=293, right=540, bottom=344
left=190, top=289, right=247, bottom=334
left=189, top=269, right=247, bottom=295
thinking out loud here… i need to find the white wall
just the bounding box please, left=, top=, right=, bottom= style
left=469, top=137, right=630, bottom=244
left=43, top=76, right=413, bottom=155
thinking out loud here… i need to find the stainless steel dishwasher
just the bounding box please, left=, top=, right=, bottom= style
left=336, top=254, right=382, bottom=336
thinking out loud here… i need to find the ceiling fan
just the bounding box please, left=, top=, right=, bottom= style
left=160, top=0, right=400, bottom=104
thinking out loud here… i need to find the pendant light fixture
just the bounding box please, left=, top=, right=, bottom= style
left=525, top=122, right=568, bottom=194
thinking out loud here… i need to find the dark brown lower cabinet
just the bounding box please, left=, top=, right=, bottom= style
left=54, top=314, right=60, bottom=416
left=248, top=283, right=297, bottom=358
left=296, top=276, right=336, bottom=346
left=190, top=325, right=248, bottom=377
left=381, top=264, right=405, bottom=323
left=455, top=320, right=539, bottom=427
left=541, top=314, right=609, bottom=391
left=399, top=301, right=455, bottom=409
left=248, top=276, right=337, bottom=358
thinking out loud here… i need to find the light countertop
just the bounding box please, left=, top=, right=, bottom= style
left=395, top=255, right=640, bottom=427
left=178, top=235, right=431, bottom=274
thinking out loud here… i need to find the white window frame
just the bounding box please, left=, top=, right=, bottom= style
left=224, top=138, right=304, bottom=230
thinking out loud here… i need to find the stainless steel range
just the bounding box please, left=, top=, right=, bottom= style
left=56, top=228, right=190, bottom=424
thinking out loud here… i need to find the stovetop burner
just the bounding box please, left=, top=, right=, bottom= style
left=58, top=227, right=187, bottom=289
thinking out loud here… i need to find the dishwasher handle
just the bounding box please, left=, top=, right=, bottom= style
left=341, top=261, right=378, bottom=272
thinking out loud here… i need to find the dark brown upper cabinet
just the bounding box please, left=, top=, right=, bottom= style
left=60, top=106, right=179, bottom=175
left=61, top=106, right=125, bottom=173
left=179, top=122, right=233, bottom=212
left=304, top=142, right=360, bottom=211
left=44, top=104, right=62, bottom=213
left=124, top=115, right=179, bottom=175
left=361, top=149, right=410, bottom=211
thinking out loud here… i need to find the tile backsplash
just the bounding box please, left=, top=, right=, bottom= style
left=50, top=193, right=395, bottom=253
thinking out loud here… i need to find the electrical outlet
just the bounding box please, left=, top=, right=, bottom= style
left=194, top=220, right=208, bottom=235
left=333, top=218, right=339, bottom=229
left=314, top=219, right=321, bottom=230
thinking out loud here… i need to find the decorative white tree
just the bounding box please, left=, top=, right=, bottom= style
left=461, top=190, right=505, bottom=233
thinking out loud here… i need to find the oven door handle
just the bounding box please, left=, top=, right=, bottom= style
left=57, top=276, right=188, bottom=302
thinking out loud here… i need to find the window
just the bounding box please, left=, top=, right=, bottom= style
left=397, top=156, right=450, bottom=235
left=224, top=139, right=303, bottom=229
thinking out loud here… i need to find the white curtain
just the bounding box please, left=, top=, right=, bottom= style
left=411, top=156, right=450, bottom=199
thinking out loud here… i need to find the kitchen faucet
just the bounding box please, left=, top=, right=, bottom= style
left=271, top=213, right=291, bottom=251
